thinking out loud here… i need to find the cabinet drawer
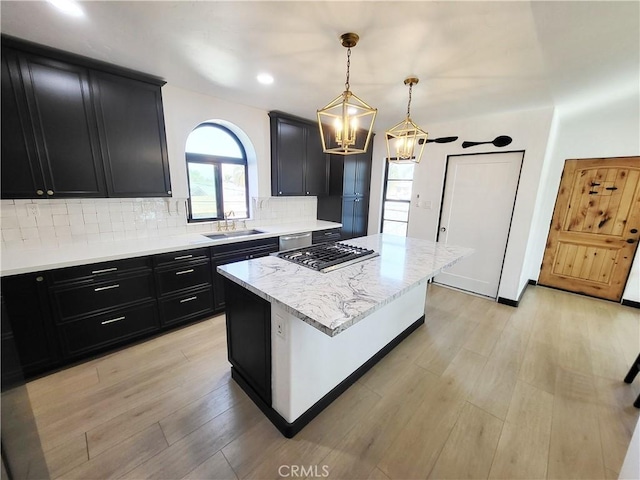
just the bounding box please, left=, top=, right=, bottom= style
left=312, top=228, right=342, bottom=244
left=159, top=287, right=214, bottom=327
left=52, top=272, right=155, bottom=322
left=153, top=248, right=209, bottom=267
left=155, top=260, right=211, bottom=296
left=51, top=256, right=151, bottom=284
left=58, top=301, right=159, bottom=357
left=211, top=237, right=279, bottom=257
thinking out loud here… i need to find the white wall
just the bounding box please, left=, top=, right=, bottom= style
left=526, top=88, right=640, bottom=303
left=161, top=84, right=272, bottom=200
left=369, top=106, right=555, bottom=301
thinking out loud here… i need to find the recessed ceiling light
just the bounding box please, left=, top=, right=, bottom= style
left=257, top=73, right=274, bottom=85
left=47, top=0, right=85, bottom=17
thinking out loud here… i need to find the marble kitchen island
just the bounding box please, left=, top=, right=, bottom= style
left=217, top=233, right=473, bottom=437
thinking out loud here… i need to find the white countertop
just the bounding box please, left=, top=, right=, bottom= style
left=217, top=233, right=473, bottom=336
left=0, top=220, right=340, bottom=277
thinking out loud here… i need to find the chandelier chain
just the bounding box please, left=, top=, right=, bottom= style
left=406, top=82, right=413, bottom=119
left=345, top=48, right=351, bottom=91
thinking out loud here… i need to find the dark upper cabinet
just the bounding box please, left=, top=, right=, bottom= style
left=92, top=71, right=171, bottom=197
left=0, top=37, right=171, bottom=200
left=1, top=47, right=105, bottom=198
left=270, top=111, right=328, bottom=196
left=318, top=140, right=373, bottom=239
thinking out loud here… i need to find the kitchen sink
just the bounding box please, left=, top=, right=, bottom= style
left=204, top=229, right=265, bottom=240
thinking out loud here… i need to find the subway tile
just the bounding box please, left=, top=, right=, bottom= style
left=38, top=226, right=57, bottom=238
left=67, top=204, right=83, bottom=215
left=70, top=224, right=86, bottom=235
left=69, top=214, right=84, bottom=226
left=18, top=216, right=37, bottom=228
left=84, top=223, right=99, bottom=234
left=22, top=238, right=42, bottom=248
left=98, top=223, right=113, bottom=233
left=55, top=225, right=72, bottom=237
left=112, top=222, right=125, bottom=232
left=1, top=216, right=20, bottom=229
left=97, top=212, right=110, bottom=224
left=99, top=232, right=115, bottom=242
left=52, top=214, right=70, bottom=226
left=82, top=213, right=98, bottom=223
left=21, top=227, right=39, bottom=239
left=110, top=211, right=124, bottom=223
left=112, top=231, right=126, bottom=241
left=2, top=228, right=22, bottom=242
left=50, top=204, right=68, bottom=215
left=82, top=203, right=97, bottom=214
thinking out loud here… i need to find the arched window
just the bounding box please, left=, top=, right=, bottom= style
left=186, top=123, right=249, bottom=221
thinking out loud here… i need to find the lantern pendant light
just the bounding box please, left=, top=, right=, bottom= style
left=317, top=33, right=377, bottom=156
left=386, top=77, right=429, bottom=163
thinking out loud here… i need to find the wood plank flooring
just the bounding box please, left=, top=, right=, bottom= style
left=26, top=284, right=640, bottom=479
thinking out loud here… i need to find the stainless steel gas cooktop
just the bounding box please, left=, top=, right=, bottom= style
left=275, top=242, right=379, bottom=273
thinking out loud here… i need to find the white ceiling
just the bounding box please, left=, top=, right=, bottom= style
left=1, top=1, right=638, bottom=133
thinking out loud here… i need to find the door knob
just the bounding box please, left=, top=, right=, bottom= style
left=440, top=227, right=447, bottom=232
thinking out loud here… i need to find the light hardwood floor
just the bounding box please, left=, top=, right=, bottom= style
left=26, top=284, right=640, bottom=479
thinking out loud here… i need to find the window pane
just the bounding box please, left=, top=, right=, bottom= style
left=383, top=201, right=410, bottom=222
left=188, top=162, right=218, bottom=220
left=383, top=220, right=408, bottom=236
left=386, top=180, right=413, bottom=201
left=185, top=125, right=243, bottom=158
left=221, top=163, right=247, bottom=218
left=388, top=163, right=415, bottom=180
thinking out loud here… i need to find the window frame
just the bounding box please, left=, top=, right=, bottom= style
left=380, top=161, right=415, bottom=236
left=186, top=123, right=250, bottom=222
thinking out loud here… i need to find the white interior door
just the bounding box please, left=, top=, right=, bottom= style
left=434, top=151, right=523, bottom=298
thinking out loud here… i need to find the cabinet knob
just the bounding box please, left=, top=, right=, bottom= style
left=47, top=190, right=54, bottom=195
left=167, top=190, right=172, bottom=195
left=279, top=191, right=283, bottom=195
left=36, top=276, right=44, bottom=282
left=36, top=189, right=44, bottom=196
left=306, top=192, right=310, bottom=195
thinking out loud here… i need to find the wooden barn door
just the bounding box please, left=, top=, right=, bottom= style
left=539, top=156, right=640, bottom=301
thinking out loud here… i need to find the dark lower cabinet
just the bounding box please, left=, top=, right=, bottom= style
left=312, top=228, right=342, bottom=244
left=1, top=273, right=60, bottom=378
left=58, top=301, right=159, bottom=357
left=224, top=279, right=272, bottom=405
left=158, top=287, right=214, bottom=327
left=211, top=237, right=279, bottom=310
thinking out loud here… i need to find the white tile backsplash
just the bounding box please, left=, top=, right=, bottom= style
left=0, top=196, right=318, bottom=249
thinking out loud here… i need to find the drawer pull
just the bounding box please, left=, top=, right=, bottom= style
left=101, top=316, right=125, bottom=325
left=92, top=267, right=118, bottom=274
left=180, top=296, right=198, bottom=303
left=175, top=269, right=194, bottom=275
left=174, top=254, right=193, bottom=260
left=94, top=284, right=120, bottom=292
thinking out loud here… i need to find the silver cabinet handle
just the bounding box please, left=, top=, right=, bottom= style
left=92, top=267, right=117, bottom=274
left=101, top=316, right=125, bottom=325
left=175, top=269, right=194, bottom=275
left=174, top=255, right=193, bottom=260
left=94, top=284, right=120, bottom=292
left=280, top=232, right=312, bottom=241
left=180, top=296, right=198, bottom=303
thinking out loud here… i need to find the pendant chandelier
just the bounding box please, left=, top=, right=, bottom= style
left=317, top=33, right=377, bottom=156
left=385, top=77, right=429, bottom=163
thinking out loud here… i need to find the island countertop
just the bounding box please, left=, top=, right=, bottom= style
left=217, top=233, right=473, bottom=336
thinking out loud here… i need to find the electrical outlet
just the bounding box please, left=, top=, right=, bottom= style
left=275, top=316, right=286, bottom=339
left=26, top=204, right=40, bottom=217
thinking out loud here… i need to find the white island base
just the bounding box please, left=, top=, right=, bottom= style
left=271, top=281, right=427, bottom=424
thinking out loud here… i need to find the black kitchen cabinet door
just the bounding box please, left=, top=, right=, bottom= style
left=18, top=52, right=107, bottom=198
left=1, top=49, right=46, bottom=199
left=304, top=126, right=328, bottom=196
left=272, top=117, right=305, bottom=195
left=342, top=153, right=371, bottom=197
left=270, top=111, right=328, bottom=197
left=1, top=273, right=60, bottom=377
left=341, top=196, right=369, bottom=239
left=92, top=71, right=172, bottom=197
left=224, top=279, right=272, bottom=405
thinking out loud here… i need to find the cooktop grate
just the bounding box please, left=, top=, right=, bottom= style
left=276, top=242, right=379, bottom=273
